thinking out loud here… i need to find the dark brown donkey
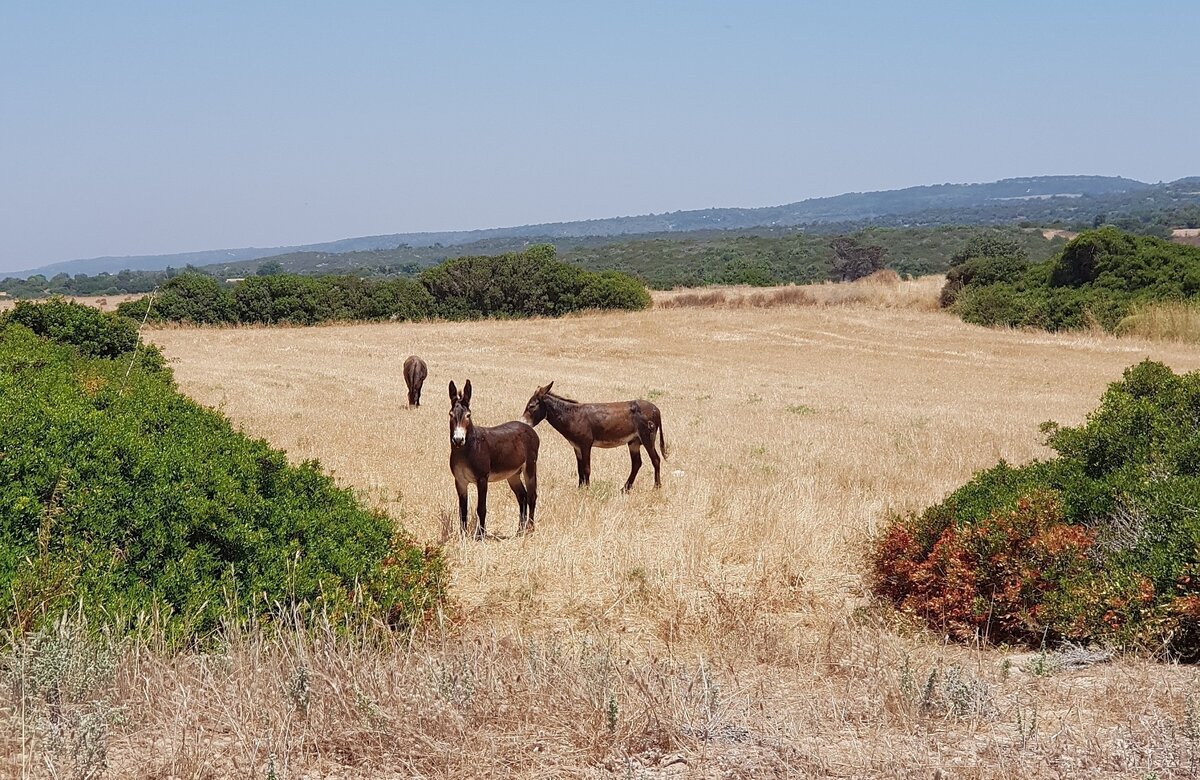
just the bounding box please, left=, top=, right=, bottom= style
left=403, top=355, right=428, bottom=406
left=449, top=380, right=540, bottom=538
left=521, top=382, right=667, bottom=491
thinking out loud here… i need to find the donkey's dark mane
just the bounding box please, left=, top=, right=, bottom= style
left=546, top=391, right=580, bottom=404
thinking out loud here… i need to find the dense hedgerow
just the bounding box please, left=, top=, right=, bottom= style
left=871, top=360, right=1200, bottom=657
left=944, top=227, right=1200, bottom=332
left=228, top=274, right=436, bottom=325
left=115, top=245, right=649, bottom=325
left=0, top=305, right=443, bottom=640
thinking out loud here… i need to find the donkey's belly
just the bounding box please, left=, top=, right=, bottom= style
left=592, top=432, right=639, bottom=449
left=487, top=467, right=521, bottom=483
left=454, top=463, right=520, bottom=484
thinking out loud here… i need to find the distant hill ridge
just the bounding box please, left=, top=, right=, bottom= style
left=12, top=174, right=1191, bottom=279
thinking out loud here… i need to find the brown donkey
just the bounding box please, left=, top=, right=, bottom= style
left=403, top=355, right=428, bottom=406
left=449, top=380, right=539, bottom=538
left=521, top=382, right=667, bottom=491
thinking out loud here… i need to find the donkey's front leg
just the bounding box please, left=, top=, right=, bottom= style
left=573, top=444, right=593, bottom=487
left=456, top=479, right=469, bottom=536
left=474, top=478, right=489, bottom=540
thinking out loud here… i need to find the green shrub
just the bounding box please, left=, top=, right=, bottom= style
left=871, top=360, right=1200, bottom=658
left=234, top=274, right=323, bottom=324
left=2, top=298, right=140, bottom=358
left=0, top=318, right=443, bottom=640
left=156, top=273, right=237, bottom=324
left=947, top=228, right=1200, bottom=334
left=419, top=244, right=648, bottom=319
left=370, top=278, right=436, bottom=320
left=955, top=284, right=1025, bottom=328
left=420, top=244, right=580, bottom=319
left=578, top=270, right=653, bottom=311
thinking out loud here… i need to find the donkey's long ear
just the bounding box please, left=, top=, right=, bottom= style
left=538, top=381, right=554, bottom=397
left=462, top=379, right=472, bottom=407
left=449, top=380, right=458, bottom=404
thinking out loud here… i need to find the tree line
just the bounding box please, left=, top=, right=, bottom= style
left=1, top=226, right=1070, bottom=299
left=116, top=244, right=652, bottom=325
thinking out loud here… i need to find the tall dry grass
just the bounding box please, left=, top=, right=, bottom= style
left=1117, top=300, right=1200, bottom=344
left=6, top=304, right=1200, bottom=777
left=10, top=612, right=1200, bottom=779
left=654, top=272, right=942, bottom=312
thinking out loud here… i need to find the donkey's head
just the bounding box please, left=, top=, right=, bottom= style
left=521, top=381, right=554, bottom=426
left=449, top=379, right=473, bottom=446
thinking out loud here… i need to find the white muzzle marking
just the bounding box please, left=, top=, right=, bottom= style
left=452, top=425, right=467, bottom=445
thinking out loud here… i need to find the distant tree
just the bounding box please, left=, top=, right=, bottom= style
left=829, top=237, right=887, bottom=282
left=256, top=260, right=284, bottom=276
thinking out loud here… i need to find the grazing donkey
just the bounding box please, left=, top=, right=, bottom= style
left=521, top=382, right=667, bottom=491
left=449, top=380, right=539, bottom=538
left=403, top=355, right=428, bottom=406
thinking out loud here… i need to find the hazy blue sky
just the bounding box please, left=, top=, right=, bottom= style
left=2, top=1, right=1197, bottom=271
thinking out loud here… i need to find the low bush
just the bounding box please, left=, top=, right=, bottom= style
left=3, top=298, right=140, bottom=358
left=945, top=227, right=1200, bottom=333
left=871, top=360, right=1200, bottom=658
left=0, top=308, right=443, bottom=640
left=578, top=270, right=654, bottom=311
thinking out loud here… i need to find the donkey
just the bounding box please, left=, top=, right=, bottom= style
left=521, top=382, right=667, bottom=491
left=404, top=355, right=428, bottom=406
left=449, top=380, right=540, bottom=538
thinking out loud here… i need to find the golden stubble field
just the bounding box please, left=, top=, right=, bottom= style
left=12, top=280, right=1200, bottom=779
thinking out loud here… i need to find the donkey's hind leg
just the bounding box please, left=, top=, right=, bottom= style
left=624, top=441, right=643, bottom=492
left=521, top=459, right=538, bottom=535
left=638, top=423, right=662, bottom=488
left=508, top=473, right=529, bottom=536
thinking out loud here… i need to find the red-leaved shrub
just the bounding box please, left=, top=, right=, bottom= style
left=872, top=492, right=1120, bottom=646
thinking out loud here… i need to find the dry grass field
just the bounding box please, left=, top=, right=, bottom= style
left=0, top=293, right=141, bottom=312
left=8, top=278, right=1200, bottom=778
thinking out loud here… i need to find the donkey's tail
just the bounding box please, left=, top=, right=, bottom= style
left=657, top=413, right=668, bottom=459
